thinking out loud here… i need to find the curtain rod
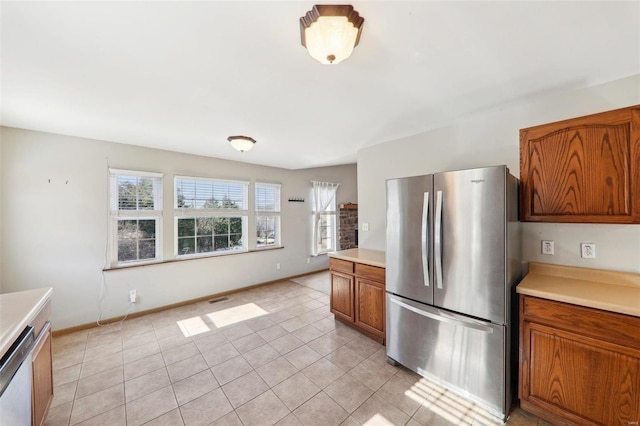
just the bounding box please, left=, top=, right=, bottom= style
left=311, top=181, right=340, bottom=185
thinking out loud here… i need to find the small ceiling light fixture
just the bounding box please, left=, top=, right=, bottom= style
left=300, top=5, right=364, bottom=65
left=227, top=135, right=256, bottom=152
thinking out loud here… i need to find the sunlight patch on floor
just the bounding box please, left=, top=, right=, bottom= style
left=471, top=405, right=504, bottom=426
left=176, top=316, right=211, bottom=337
left=363, top=414, right=395, bottom=425
left=206, top=302, right=268, bottom=328
left=405, top=377, right=437, bottom=403
left=401, top=376, right=505, bottom=425
left=422, top=388, right=476, bottom=424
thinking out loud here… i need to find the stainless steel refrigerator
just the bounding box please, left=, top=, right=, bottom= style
left=385, top=165, right=521, bottom=420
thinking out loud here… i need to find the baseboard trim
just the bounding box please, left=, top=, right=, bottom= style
left=52, top=269, right=329, bottom=337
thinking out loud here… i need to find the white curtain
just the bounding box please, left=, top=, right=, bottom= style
left=311, top=181, right=340, bottom=256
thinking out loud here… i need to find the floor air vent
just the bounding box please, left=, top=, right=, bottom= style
left=208, top=297, right=229, bottom=304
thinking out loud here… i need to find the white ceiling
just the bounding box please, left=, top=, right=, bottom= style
left=2, top=1, right=639, bottom=169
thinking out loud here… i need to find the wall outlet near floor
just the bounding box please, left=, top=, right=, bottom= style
left=581, top=243, right=596, bottom=259
left=541, top=240, right=554, bottom=255
left=307, top=257, right=311, bottom=264
left=276, top=263, right=281, bottom=270
left=129, top=290, right=137, bottom=303
left=362, top=223, right=369, bottom=232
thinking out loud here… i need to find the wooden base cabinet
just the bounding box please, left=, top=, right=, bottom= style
left=519, top=295, right=640, bottom=425
left=330, top=258, right=385, bottom=344
left=29, top=299, right=53, bottom=426
left=32, top=322, right=53, bottom=426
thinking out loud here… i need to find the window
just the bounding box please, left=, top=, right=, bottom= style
left=175, top=176, right=248, bottom=257
left=255, top=183, right=281, bottom=248
left=109, top=169, right=163, bottom=266
left=311, top=181, right=340, bottom=255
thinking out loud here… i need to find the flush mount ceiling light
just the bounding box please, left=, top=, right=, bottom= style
left=227, top=135, right=256, bottom=152
left=300, top=5, right=364, bottom=65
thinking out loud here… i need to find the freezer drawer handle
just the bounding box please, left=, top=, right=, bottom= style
left=389, top=296, right=494, bottom=333
left=434, top=190, right=443, bottom=289
left=421, top=192, right=430, bottom=287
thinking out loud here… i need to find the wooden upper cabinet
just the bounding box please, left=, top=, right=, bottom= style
left=520, top=105, right=640, bottom=223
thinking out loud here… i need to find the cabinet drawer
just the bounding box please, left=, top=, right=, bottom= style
left=330, top=258, right=354, bottom=274
left=29, top=300, right=51, bottom=339
left=355, top=263, right=385, bottom=283
left=522, top=296, right=640, bottom=350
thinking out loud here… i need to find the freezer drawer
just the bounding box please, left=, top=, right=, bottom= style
left=386, top=294, right=510, bottom=419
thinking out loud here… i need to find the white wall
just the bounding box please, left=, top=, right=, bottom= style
left=358, top=74, right=640, bottom=273
left=0, top=127, right=357, bottom=329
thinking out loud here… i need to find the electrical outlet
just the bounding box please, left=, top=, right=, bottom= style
left=276, top=263, right=281, bottom=270
left=129, top=290, right=137, bottom=303
left=541, top=240, right=554, bottom=255
left=362, top=223, right=369, bottom=232
left=307, top=257, right=311, bottom=264
left=581, top=243, right=596, bottom=259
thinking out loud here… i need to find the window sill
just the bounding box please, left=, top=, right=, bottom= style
left=103, top=246, right=285, bottom=272
left=253, top=245, right=283, bottom=252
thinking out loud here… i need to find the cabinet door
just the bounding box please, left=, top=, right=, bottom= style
left=355, top=277, right=385, bottom=337
left=520, top=105, right=640, bottom=223
left=32, top=322, right=53, bottom=426
left=521, top=321, right=640, bottom=426
left=330, top=271, right=354, bottom=322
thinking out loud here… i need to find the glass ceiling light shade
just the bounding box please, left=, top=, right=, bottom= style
left=300, top=5, right=364, bottom=65
left=227, top=135, right=256, bottom=152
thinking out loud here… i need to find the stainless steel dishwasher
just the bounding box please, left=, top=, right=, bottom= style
left=0, top=326, right=35, bottom=426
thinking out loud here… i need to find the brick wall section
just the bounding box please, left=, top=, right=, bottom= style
left=338, top=204, right=358, bottom=250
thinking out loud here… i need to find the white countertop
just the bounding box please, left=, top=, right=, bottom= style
left=328, top=248, right=385, bottom=268
left=517, top=263, right=640, bottom=317
left=1, top=287, right=52, bottom=357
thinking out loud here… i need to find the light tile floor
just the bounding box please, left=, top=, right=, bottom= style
left=291, top=271, right=330, bottom=295
left=46, top=279, right=548, bottom=426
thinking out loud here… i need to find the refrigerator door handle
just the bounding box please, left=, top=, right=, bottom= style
left=421, top=192, right=430, bottom=287
left=388, top=295, right=494, bottom=333
left=434, top=190, right=443, bottom=289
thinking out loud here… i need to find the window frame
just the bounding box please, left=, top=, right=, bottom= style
left=109, top=169, right=163, bottom=268
left=311, top=182, right=339, bottom=256
left=316, top=209, right=337, bottom=254
left=174, top=175, right=249, bottom=258
left=255, top=182, right=282, bottom=250
left=314, top=198, right=337, bottom=255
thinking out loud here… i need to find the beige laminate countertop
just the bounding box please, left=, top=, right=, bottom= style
left=328, top=248, right=385, bottom=268
left=516, top=262, right=640, bottom=317
left=0, top=287, right=52, bottom=357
